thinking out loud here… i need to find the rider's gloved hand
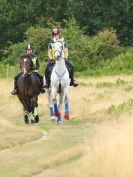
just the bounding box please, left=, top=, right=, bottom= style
left=48, top=59, right=53, bottom=63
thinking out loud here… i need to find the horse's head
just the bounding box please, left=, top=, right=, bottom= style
left=54, top=41, right=63, bottom=60
left=20, top=54, right=33, bottom=76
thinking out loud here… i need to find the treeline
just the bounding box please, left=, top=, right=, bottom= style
left=1, top=19, right=133, bottom=76
left=0, top=0, right=133, bottom=56
left=1, top=0, right=133, bottom=76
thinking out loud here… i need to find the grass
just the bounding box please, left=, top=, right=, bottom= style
left=96, top=78, right=127, bottom=88
left=107, top=99, right=133, bottom=116
left=0, top=76, right=133, bottom=177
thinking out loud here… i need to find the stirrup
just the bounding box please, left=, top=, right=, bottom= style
left=43, top=82, right=49, bottom=89
left=70, top=80, right=79, bottom=87
left=73, top=80, right=79, bottom=87
left=41, top=86, right=45, bottom=93
left=11, top=89, right=17, bottom=95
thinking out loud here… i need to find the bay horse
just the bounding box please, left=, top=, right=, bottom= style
left=17, top=54, right=41, bottom=124
left=45, top=41, right=70, bottom=124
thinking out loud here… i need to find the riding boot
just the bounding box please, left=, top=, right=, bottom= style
left=70, top=75, right=79, bottom=87
left=33, top=72, right=45, bottom=93
left=65, top=60, right=79, bottom=87
left=44, top=61, right=54, bottom=89
left=11, top=79, right=18, bottom=95
left=11, top=73, right=22, bottom=95
left=43, top=75, right=50, bottom=89
left=40, top=77, right=45, bottom=93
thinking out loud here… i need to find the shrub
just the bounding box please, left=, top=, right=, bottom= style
left=1, top=18, right=127, bottom=75
left=2, top=27, right=50, bottom=65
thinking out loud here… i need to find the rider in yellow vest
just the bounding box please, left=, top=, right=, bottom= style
left=11, top=44, right=45, bottom=95
left=44, top=28, right=78, bottom=88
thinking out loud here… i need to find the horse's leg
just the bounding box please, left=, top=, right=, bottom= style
left=33, top=96, right=39, bottom=124
left=58, top=91, right=64, bottom=112
left=23, top=108, right=29, bottom=124
left=46, top=89, right=56, bottom=121
left=18, top=95, right=29, bottom=124
left=52, top=88, right=62, bottom=125
left=30, top=96, right=39, bottom=124
left=64, top=88, right=70, bottom=120
left=26, top=99, right=34, bottom=123
left=34, top=105, right=39, bottom=123
left=23, top=101, right=32, bottom=124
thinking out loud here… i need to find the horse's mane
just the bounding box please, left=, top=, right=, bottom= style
left=20, top=54, right=32, bottom=60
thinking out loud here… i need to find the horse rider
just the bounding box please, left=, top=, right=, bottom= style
left=11, top=44, right=45, bottom=95
left=44, top=28, right=78, bottom=89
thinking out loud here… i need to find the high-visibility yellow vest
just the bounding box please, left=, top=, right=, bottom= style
left=32, top=56, right=38, bottom=72
left=51, top=38, right=65, bottom=59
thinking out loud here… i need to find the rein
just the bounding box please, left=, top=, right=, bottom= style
left=55, top=69, right=66, bottom=78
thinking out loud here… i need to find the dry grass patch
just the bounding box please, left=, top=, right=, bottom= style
left=0, top=76, right=133, bottom=177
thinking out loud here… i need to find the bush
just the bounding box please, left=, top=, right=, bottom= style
left=62, top=19, right=120, bottom=71
left=2, top=27, right=50, bottom=65
left=105, top=50, right=133, bottom=74
left=1, top=18, right=130, bottom=76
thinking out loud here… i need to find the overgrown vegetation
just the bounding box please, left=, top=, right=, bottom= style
left=1, top=0, right=133, bottom=54
left=2, top=19, right=133, bottom=77
left=0, top=1, right=133, bottom=77
left=107, top=99, right=133, bottom=116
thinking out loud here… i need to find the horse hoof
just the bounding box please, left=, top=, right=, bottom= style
left=64, top=113, right=70, bottom=120
left=57, top=121, right=62, bottom=125
left=25, top=120, right=29, bottom=124
left=50, top=116, right=56, bottom=121
left=34, top=116, right=39, bottom=123
left=24, top=115, right=29, bottom=124
left=31, top=119, right=35, bottom=124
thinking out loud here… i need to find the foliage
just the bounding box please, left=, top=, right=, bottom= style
left=1, top=18, right=133, bottom=78
left=67, top=0, right=133, bottom=45
left=2, top=19, right=120, bottom=71
left=103, top=49, right=133, bottom=74
left=0, top=0, right=133, bottom=58
left=107, top=99, right=133, bottom=116
left=2, top=27, right=50, bottom=65
left=62, top=19, right=120, bottom=71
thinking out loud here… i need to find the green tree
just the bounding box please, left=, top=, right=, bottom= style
left=67, top=0, right=133, bottom=45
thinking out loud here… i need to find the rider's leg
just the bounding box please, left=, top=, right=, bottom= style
left=44, top=63, right=50, bottom=88
left=44, top=61, right=55, bottom=88
left=11, top=72, right=22, bottom=95
left=33, top=72, right=45, bottom=93
left=65, top=60, right=78, bottom=87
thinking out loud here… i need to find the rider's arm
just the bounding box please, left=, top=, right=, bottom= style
left=36, top=58, right=40, bottom=69
left=48, top=48, right=52, bottom=61
left=64, top=48, right=68, bottom=59
left=64, top=42, right=68, bottom=59
left=48, top=42, right=52, bottom=61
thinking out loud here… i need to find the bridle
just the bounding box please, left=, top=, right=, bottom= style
left=22, top=58, right=32, bottom=76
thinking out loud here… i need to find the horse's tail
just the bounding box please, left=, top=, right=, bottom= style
left=58, top=83, right=62, bottom=93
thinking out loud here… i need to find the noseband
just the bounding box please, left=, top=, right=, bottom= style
left=54, top=41, right=64, bottom=60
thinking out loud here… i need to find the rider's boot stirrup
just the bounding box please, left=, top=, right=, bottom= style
left=43, top=82, right=49, bottom=89
left=73, top=80, right=79, bottom=87
left=70, top=79, right=78, bottom=87
left=41, top=86, right=45, bottom=93
left=11, top=89, right=17, bottom=95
